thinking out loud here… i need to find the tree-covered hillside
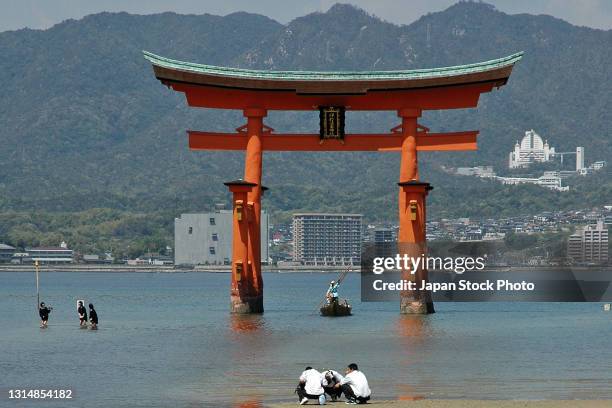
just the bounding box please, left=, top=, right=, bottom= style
left=0, top=2, right=610, bottom=253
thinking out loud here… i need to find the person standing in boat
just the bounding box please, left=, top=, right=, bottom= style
left=77, top=301, right=88, bottom=327
left=88, top=303, right=99, bottom=329
left=38, top=302, right=52, bottom=328
left=326, top=280, right=339, bottom=304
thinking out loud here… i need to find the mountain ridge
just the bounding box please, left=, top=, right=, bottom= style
left=0, top=1, right=610, bottom=227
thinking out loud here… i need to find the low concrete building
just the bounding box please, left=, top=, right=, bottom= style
left=0, top=243, right=16, bottom=263
left=496, top=171, right=569, bottom=191
left=175, top=210, right=269, bottom=266
left=25, top=242, right=73, bottom=264
left=456, top=166, right=496, bottom=178
left=82, top=254, right=114, bottom=264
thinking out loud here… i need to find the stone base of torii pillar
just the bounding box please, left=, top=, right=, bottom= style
left=398, top=181, right=435, bottom=315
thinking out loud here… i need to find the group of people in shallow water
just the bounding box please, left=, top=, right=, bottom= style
left=38, top=301, right=99, bottom=329
left=296, top=363, right=371, bottom=405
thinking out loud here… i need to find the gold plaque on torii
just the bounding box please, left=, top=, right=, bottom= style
left=319, top=106, right=345, bottom=141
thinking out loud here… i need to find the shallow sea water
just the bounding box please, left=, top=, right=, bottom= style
left=1, top=271, right=611, bottom=407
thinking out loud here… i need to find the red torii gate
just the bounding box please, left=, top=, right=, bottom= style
left=145, top=51, right=522, bottom=314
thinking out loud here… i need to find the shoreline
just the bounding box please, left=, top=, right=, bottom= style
left=0, top=264, right=356, bottom=273
left=267, top=400, right=612, bottom=408
left=0, top=265, right=608, bottom=273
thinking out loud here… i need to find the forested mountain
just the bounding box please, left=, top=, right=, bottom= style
left=0, top=2, right=610, bottom=252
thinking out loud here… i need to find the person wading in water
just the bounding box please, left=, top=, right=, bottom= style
left=88, top=303, right=99, bottom=330
left=77, top=301, right=88, bottom=327
left=38, top=302, right=52, bottom=328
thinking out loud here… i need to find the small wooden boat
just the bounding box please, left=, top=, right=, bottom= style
left=320, top=299, right=352, bottom=316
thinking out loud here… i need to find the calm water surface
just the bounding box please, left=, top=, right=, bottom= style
left=1, top=271, right=611, bottom=407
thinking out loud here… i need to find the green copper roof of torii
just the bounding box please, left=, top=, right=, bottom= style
left=143, top=51, right=523, bottom=82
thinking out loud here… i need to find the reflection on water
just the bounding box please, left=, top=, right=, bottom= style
left=230, top=314, right=267, bottom=333
left=232, top=401, right=264, bottom=408
left=226, top=314, right=271, bottom=406
left=1, top=272, right=611, bottom=407
left=397, top=314, right=430, bottom=339
left=395, top=315, right=430, bottom=401
left=396, top=388, right=426, bottom=401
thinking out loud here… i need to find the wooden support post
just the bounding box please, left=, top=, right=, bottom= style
left=397, top=108, right=434, bottom=314
left=243, top=108, right=267, bottom=313
left=224, top=180, right=258, bottom=313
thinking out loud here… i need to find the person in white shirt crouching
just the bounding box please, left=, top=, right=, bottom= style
left=323, top=369, right=344, bottom=401
left=334, top=363, right=371, bottom=404
left=296, top=366, right=327, bottom=405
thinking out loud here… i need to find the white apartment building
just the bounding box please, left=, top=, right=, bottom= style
left=293, top=213, right=362, bottom=266
left=567, top=219, right=609, bottom=264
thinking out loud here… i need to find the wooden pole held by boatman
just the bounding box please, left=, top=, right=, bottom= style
left=35, top=260, right=40, bottom=312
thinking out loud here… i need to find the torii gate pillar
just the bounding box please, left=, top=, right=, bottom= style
left=398, top=109, right=435, bottom=314
left=225, top=108, right=267, bottom=314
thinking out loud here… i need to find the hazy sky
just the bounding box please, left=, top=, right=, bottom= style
left=2, top=0, right=611, bottom=33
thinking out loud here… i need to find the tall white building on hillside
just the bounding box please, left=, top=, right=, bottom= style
left=576, top=146, right=585, bottom=171
left=509, top=130, right=555, bottom=168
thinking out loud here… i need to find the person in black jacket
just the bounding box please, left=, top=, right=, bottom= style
left=88, top=303, right=98, bottom=330
left=77, top=301, right=88, bottom=327
left=323, top=369, right=344, bottom=401
left=39, top=302, right=52, bottom=328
